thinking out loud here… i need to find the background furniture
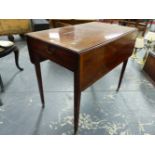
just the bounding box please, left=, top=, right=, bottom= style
left=131, top=37, right=144, bottom=62
left=0, top=19, right=32, bottom=41
left=143, top=51, right=155, bottom=83
left=0, top=19, right=51, bottom=41
left=98, top=19, right=120, bottom=24
left=0, top=41, right=23, bottom=91
left=26, top=22, right=137, bottom=134
left=119, top=19, right=151, bottom=36
left=50, top=19, right=150, bottom=37
left=31, top=19, right=50, bottom=31
left=50, top=19, right=95, bottom=27
left=131, top=31, right=155, bottom=65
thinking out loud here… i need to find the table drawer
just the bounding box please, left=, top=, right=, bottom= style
left=27, top=37, right=78, bottom=71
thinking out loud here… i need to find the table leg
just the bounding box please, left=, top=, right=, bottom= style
left=116, top=59, right=128, bottom=91
left=74, top=71, right=81, bottom=134
left=34, top=59, right=45, bottom=108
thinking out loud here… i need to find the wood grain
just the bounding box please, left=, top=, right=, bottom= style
left=26, top=22, right=138, bottom=133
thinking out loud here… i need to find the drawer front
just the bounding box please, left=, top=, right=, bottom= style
left=27, top=37, right=78, bottom=71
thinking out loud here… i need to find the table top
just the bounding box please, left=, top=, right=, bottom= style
left=27, top=22, right=137, bottom=53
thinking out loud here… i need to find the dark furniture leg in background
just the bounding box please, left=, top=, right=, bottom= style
left=0, top=74, right=4, bottom=92
left=0, top=45, right=24, bottom=92
left=34, top=59, right=45, bottom=108
left=20, top=34, right=25, bottom=39
left=8, top=35, right=15, bottom=42
left=116, top=59, right=128, bottom=91
left=14, top=46, right=24, bottom=71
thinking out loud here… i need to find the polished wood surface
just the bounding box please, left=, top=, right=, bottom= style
left=26, top=22, right=138, bottom=134
left=143, top=52, right=155, bottom=83
left=27, top=22, right=136, bottom=52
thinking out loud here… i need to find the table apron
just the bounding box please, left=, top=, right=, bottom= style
left=27, top=37, right=79, bottom=71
